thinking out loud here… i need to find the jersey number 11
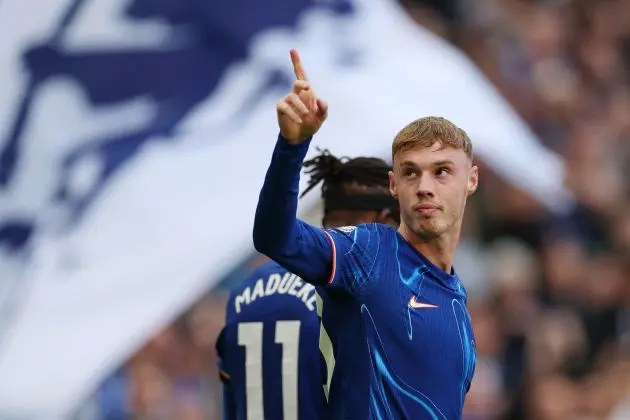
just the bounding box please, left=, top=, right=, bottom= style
left=238, top=321, right=301, bottom=420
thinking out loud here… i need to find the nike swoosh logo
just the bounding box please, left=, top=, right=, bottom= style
left=408, top=295, right=438, bottom=309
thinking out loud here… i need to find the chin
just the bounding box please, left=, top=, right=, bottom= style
left=412, top=223, right=442, bottom=240
left=415, top=229, right=441, bottom=240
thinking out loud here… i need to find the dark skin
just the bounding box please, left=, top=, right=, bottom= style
left=323, top=208, right=398, bottom=230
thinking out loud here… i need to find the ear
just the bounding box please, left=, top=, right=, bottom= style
left=467, top=165, right=478, bottom=196
left=388, top=170, right=397, bottom=199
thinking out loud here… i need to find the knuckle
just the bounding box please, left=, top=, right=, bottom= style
left=293, top=80, right=309, bottom=89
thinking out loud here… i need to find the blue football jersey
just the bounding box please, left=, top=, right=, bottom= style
left=215, top=261, right=325, bottom=420
left=315, top=223, right=476, bottom=419
left=253, top=135, right=477, bottom=419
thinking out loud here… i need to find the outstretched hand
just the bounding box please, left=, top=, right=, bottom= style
left=277, top=49, right=328, bottom=144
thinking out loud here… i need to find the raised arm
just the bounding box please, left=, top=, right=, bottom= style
left=253, top=49, right=331, bottom=284
left=253, top=135, right=333, bottom=284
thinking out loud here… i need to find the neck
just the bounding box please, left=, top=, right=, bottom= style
left=398, top=223, right=460, bottom=273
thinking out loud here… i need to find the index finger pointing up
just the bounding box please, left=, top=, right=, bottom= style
left=290, top=49, right=309, bottom=81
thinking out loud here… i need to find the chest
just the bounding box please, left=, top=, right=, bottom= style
left=361, top=272, right=476, bottom=395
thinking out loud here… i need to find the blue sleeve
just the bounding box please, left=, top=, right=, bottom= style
left=253, top=134, right=334, bottom=285
left=321, top=224, right=385, bottom=295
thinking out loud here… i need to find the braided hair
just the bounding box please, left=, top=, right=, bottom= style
left=300, top=149, right=399, bottom=222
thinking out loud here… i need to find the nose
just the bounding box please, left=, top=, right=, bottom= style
left=416, top=174, right=436, bottom=198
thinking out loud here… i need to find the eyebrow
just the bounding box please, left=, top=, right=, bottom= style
left=400, top=159, right=455, bottom=168
left=431, top=159, right=456, bottom=167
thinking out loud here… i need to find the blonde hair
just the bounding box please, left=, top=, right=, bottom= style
left=392, top=116, right=473, bottom=161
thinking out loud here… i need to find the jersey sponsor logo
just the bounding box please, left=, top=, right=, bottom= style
left=408, top=294, right=438, bottom=309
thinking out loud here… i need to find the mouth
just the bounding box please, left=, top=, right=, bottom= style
left=414, top=204, right=440, bottom=215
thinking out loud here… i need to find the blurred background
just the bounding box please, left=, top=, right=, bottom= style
left=1, top=0, right=629, bottom=419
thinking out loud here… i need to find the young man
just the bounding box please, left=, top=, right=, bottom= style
left=252, top=49, right=479, bottom=419
left=216, top=150, right=399, bottom=420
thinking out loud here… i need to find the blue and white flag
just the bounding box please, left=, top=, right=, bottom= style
left=0, top=0, right=572, bottom=417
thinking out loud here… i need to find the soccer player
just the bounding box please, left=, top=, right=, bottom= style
left=252, top=49, right=479, bottom=419
left=216, top=150, right=399, bottom=420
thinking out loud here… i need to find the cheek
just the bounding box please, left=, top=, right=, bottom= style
left=441, top=187, right=465, bottom=212
left=396, top=183, right=413, bottom=200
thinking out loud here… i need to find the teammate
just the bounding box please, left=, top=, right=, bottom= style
left=216, top=149, right=399, bottom=420
left=252, top=49, right=479, bottom=419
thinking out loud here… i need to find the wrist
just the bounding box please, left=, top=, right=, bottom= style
left=278, top=133, right=313, bottom=146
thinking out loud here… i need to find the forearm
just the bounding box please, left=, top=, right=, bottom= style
left=253, top=134, right=308, bottom=254
left=253, top=134, right=332, bottom=284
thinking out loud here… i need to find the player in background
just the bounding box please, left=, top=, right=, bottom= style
left=253, top=49, right=479, bottom=419
left=215, top=149, right=399, bottom=420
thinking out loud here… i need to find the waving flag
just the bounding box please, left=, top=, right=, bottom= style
left=0, top=0, right=572, bottom=417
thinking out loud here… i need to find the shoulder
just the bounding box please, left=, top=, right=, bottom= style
left=225, top=261, right=288, bottom=316
left=322, top=223, right=396, bottom=244
left=320, top=224, right=396, bottom=294
left=232, top=261, right=288, bottom=291
left=455, top=276, right=469, bottom=302
left=252, top=260, right=289, bottom=278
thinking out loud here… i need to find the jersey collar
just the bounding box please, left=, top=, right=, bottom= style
left=394, top=230, right=461, bottom=292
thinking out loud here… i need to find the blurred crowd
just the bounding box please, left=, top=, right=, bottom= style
left=81, top=0, right=630, bottom=419
left=428, top=0, right=630, bottom=418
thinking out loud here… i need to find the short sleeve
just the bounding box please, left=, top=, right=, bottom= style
left=321, top=223, right=386, bottom=296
